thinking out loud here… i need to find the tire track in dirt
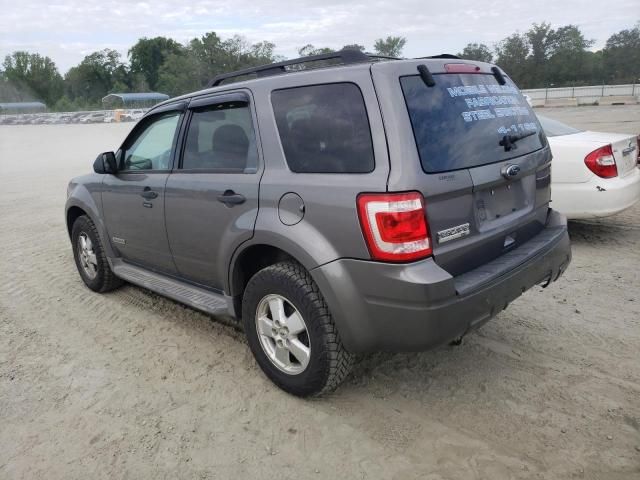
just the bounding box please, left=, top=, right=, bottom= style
left=3, top=123, right=640, bottom=479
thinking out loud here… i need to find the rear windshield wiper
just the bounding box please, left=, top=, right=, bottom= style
left=499, top=129, right=537, bottom=151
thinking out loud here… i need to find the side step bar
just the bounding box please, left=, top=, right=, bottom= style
left=111, top=260, right=231, bottom=317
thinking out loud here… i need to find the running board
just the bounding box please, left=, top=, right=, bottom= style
left=111, top=261, right=231, bottom=316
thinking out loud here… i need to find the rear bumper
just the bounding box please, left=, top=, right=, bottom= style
left=552, top=168, right=640, bottom=219
left=311, top=209, right=571, bottom=354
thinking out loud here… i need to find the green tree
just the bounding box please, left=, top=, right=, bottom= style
left=64, top=49, right=127, bottom=104
left=128, top=37, right=183, bottom=90
left=373, top=36, right=407, bottom=57
left=457, top=43, right=493, bottom=62
left=0, top=70, right=37, bottom=102
left=494, top=33, right=530, bottom=87
left=157, top=52, right=201, bottom=97
left=602, top=23, right=640, bottom=84
left=297, top=44, right=365, bottom=57
left=547, top=25, right=595, bottom=86
left=297, top=44, right=335, bottom=56
left=525, top=22, right=556, bottom=86
left=342, top=44, right=366, bottom=52
left=582, top=50, right=605, bottom=85
left=157, top=32, right=280, bottom=96
left=220, top=35, right=277, bottom=71
left=2, top=51, right=63, bottom=105
left=189, top=33, right=278, bottom=83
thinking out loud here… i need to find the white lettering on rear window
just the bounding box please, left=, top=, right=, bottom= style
left=447, top=84, right=532, bottom=125
left=461, top=110, right=496, bottom=122
left=446, top=85, right=488, bottom=97
left=494, top=106, right=531, bottom=117
left=464, top=96, right=520, bottom=108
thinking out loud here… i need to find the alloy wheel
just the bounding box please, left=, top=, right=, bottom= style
left=77, top=232, right=98, bottom=279
left=255, top=294, right=311, bottom=375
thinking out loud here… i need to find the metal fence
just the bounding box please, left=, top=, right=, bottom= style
left=0, top=108, right=149, bottom=125
left=522, top=84, right=640, bottom=106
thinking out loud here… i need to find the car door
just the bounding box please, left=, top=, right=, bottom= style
left=102, top=105, right=184, bottom=274
left=164, top=91, right=261, bottom=290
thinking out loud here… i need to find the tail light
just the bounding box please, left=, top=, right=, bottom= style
left=584, top=144, right=617, bottom=178
left=357, top=192, right=432, bottom=262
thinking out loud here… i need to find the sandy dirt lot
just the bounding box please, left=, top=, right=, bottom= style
left=1, top=106, right=639, bottom=479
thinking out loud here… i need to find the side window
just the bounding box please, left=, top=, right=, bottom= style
left=271, top=83, right=374, bottom=173
left=121, top=112, right=181, bottom=171
left=182, top=101, right=258, bottom=172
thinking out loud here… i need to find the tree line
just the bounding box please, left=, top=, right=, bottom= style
left=459, top=22, right=640, bottom=89
left=0, top=22, right=638, bottom=111
left=0, top=35, right=406, bottom=111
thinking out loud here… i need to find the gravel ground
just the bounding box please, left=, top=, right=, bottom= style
left=1, top=106, right=639, bottom=479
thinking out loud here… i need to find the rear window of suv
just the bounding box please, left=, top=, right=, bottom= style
left=400, top=73, right=544, bottom=173
left=272, top=83, right=374, bottom=173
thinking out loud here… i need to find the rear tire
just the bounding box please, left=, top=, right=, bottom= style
left=71, top=215, right=123, bottom=293
left=242, top=261, right=354, bottom=397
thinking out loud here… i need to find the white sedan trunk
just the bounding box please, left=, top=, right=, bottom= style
left=544, top=122, right=640, bottom=219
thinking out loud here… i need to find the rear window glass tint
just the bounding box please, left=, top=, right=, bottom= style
left=271, top=83, right=374, bottom=173
left=400, top=73, right=544, bottom=173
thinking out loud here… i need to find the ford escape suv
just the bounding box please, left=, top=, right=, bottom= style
left=66, top=50, right=571, bottom=396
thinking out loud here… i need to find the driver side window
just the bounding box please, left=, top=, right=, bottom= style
left=121, top=112, right=181, bottom=171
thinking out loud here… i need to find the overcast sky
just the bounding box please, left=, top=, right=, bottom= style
left=1, top=0, right=638, bottom=73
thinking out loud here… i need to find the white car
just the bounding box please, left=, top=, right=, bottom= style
left=539, top=115, right=640, bottom=219
left=79, top=112, right=106, bottom=124
left=122, top=109, right=145, bottom=122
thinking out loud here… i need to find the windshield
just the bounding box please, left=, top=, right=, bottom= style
left=537, top=115, right=582, bottom=137
left=401, top=73, right=545, bottom=173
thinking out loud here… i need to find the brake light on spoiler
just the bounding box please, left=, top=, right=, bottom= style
left=357, top=192, right=432, bottom=262
left=444, top=63, right=481, bottom=73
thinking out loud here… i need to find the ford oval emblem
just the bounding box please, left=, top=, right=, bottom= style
left=502, top=164, right=521, bottom=179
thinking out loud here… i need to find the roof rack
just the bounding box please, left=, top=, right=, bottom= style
left=416, top=54, right=462, bottom=59
left=207, top=49, right=380, bottom=87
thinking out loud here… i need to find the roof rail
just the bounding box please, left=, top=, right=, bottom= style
left=207, top=49, right=375, bottom=87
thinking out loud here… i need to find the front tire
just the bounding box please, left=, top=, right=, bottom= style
left=71, top=215, right=123, bottom=293
left=242, top=262, right=354, bottom=397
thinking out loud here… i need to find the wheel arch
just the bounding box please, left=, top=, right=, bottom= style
left=65, top=188, right=116, bottom=259
left=66, top=205, right=88, bottom=238
left=228, top=242, right=316, bottom=318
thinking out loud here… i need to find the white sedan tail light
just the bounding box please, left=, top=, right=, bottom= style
left=584, top=144, right=618, bottom=178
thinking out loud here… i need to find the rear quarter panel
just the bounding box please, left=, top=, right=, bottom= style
left=549, top=133, right=605, bottom=183
left=228, top=65, right=390, bottom=289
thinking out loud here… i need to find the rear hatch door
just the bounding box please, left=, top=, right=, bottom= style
left=372, top=60, right=552, bottom=277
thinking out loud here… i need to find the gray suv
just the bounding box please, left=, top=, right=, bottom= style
left=66, top=50, right=571, bottom=396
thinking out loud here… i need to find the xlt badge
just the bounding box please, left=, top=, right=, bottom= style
left=437, top=223, right=470, bottom=244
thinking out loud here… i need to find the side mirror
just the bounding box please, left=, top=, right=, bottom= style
left=93, top=151, right=117, bottom=174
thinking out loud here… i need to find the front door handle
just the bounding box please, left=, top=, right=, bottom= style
left=217, top=190, right=246, bottom=206
left=141, top=187, right=158, bottom=200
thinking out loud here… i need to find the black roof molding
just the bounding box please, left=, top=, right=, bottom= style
left=207, top=49, right=390, bottom=88
left=416, top=54, right=462, bottom=59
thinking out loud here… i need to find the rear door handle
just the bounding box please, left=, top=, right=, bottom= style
left=217, top=190, right=246, bottom=206
left=140, top=187, right=158, bottom=200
